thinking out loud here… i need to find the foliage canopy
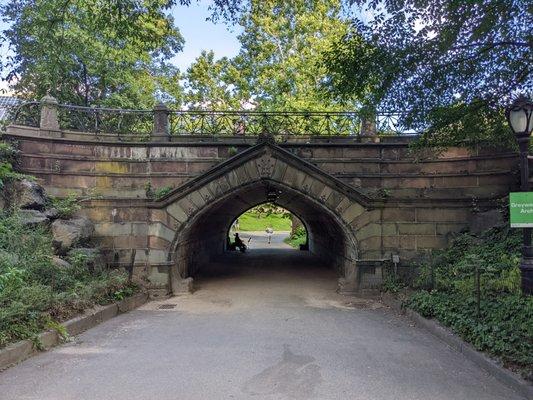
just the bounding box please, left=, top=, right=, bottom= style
left=185, top=0, right=355, bottom=112
left=324, top=0, right=532, bottom=145
left=0, top=0, right=185, bottom=107
left=1, top=0, right=530, bottom=144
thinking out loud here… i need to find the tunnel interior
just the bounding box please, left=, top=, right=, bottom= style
left=171, top=179, right=356, bottom=289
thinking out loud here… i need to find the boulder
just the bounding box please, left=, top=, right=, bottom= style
left=52, top=217, right=94, bottom=254
left=52, top=256, right=71, bottom=269
left=44, top=208, right=60, bottom=220
left=470, top=209, right=505, bottom=234
left=19, top=209, right=48, bottom=227
left=6, top=179, right=47, bottom=210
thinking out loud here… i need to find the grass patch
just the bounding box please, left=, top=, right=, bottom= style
left=0, top=212, right=137, bottom=348
left=237, top=212, right=291, bottom=231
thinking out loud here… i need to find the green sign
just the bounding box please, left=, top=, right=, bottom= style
left=510, top=192, right=533, bottom=227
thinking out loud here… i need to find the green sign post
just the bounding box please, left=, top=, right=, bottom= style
left=510, top=192, right=533, bottom=227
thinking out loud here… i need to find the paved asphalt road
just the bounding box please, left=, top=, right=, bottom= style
left=0, top=233, right=525, bottom=400
left=234, top=230, right=293, bottom=250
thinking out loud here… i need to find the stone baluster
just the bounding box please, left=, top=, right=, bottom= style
left=152, top=102, right=170, bottom=142
left=40, top=95, right=61, bottom=136
left=360, top=114, right=377, bottom=136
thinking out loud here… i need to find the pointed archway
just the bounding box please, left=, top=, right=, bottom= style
left=152, top=139, right=373, bottom=294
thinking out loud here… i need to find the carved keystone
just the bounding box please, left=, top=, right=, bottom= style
left=256, top=155, right=275, bottom=177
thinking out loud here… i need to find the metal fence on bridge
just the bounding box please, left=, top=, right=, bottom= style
left=9, top=100, right=412, bottom=137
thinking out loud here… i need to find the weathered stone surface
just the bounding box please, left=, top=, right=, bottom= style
left=148, top=266, right=169, bottom=286
left=355, top=223, right=382, bottom=241
left=148, top=249, right=169, bottom=264
left=52, top=256, right=71, bottom=269
left=44, top=208, right=60, bottom=220
left=94, top=222, right=133, bottom=237
left=271, top=160, right=288, bottom=182
left=470, top=209, right=505, bottom=234
left=52, top=217, right=94, bottom=254
left=398, top=223, right=436, bottom=236
left=416, top=208, right=470, bottom=223
left=341, top=203, right=365, bottom=224
left=399, top=235, right=416, bottom=250
left=382, top=223, right=397, bottom=236
left=149, top=222, right=175, bottom=242
left=383, top=208, right=415, bottom=222
left=166, top=203, right=188, bottom=223
left=4, top=126, right=519, bottom=293
left=6, top=179, right=47, bottom=210
left=19, top=209, right=48, bottom=226
left=171, top=277, right=194, bottom=294
left=416, top=235, right=448, bottom=249
left=436, top=223, right=468, bottom=236
left=40, top=95, right=60, bottom=131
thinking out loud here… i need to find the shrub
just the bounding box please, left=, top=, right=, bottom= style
left=284, top=226, right=307, bottom=248
left=404, top=226, right=532, bottom=379
left=408, top=291, right=533, bottom=378
left=50, top=193, right=82, bottom=219
left=0, top=141, right=27, bottom=189
left=154, top=185, right=174, bottom=200
left=0, top=212, right=136, bottom=348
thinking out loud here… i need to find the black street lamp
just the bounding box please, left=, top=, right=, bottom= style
left=506, top=95, right=533, bottom=295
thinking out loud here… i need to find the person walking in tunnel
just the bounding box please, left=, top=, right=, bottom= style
left=266, top=226, right=274, bottom=244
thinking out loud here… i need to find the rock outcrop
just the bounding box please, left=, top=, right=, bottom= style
left=3, top=179, right=47, bottom=210
left=1, top=173, right=105, bottom=273
left=18, top=209, right=49, bottom=226
left=52, top=217, right=95, bottom=254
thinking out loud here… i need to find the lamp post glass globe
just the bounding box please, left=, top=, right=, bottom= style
left=507, top=95, right=533, bottom=137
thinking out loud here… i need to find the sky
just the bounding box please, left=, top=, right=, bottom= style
left=0, top=0, right=242, bottom=94
left=169, top=1, right=242, bottom=72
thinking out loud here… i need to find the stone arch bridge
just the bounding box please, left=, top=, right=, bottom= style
left=4, top=101, right=518, bottom=295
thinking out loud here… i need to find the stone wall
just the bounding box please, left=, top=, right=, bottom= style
left=5, top=124, right=518, bottom=293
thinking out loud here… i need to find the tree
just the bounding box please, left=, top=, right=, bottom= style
left=186, top=0, right=354, bottom=112
left=232, top=0, right=352, bottom=111
left=184, top=50, right=243, bottom=110
left=0, top=0, right=184, bottom=108
left=324, top=0, right=532, bottom=145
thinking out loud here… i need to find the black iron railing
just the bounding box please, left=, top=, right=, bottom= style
left=9, top=101, right=40, bottom=128
left=169, top=110, right=366, bottom=136
left=10, top=101, right=410, bottom=136
left=58, top=104, right=154, bottom=136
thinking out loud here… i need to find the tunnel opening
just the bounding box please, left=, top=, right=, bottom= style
left=168, top=179, right=359, bottom=295
left=226, top=202, right=308, bottom=253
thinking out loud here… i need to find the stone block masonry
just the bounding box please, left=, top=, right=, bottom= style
left=5, top=123, right=519, bottom=293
